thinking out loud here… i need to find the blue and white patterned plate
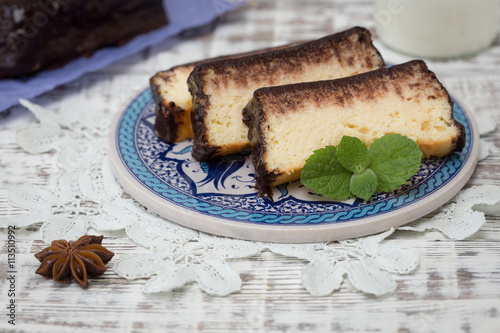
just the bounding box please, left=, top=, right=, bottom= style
left=108, top=88, right=478, bottom=243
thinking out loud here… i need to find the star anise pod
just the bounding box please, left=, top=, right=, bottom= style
left=34, top=235, right=114, bottom=288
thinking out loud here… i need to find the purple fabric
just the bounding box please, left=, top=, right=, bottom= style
left=0, top=0, right=244, bottom=112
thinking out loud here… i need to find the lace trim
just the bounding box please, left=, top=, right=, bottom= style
left=1, top=99, right=498, bottom=296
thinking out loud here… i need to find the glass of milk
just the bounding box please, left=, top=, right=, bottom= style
left=374, top=0, right=500, bottom=59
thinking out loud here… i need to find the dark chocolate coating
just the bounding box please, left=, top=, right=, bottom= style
left=242, top=94, right=275, bottom=200
left=150, top=70, right=186, bottom=143
left=188, top=69, right=220, bottom=162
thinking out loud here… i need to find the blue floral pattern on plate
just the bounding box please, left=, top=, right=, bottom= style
left=114, top=89, right=473, bottom=226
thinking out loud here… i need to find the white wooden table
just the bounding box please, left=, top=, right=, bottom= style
left=1, top=1, right=500, bottom=332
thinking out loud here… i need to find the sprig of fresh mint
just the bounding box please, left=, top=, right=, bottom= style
left=301, top=134, right=422, bottom=201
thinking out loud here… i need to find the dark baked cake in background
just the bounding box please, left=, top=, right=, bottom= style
left=0, top=0, right=168, bottom=79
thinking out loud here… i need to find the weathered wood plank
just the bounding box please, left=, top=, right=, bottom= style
left=1, top=238, right=500, bottom=332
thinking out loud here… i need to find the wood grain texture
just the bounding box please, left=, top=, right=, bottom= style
left=1, top=0, right=500, bottom=332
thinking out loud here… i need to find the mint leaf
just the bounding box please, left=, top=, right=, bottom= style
left=337, top=136, right=370, bottom=174
left=369, top=134, right=422, bottom=192
left=349, top=168, right=378, bottom=201
left=301, top=146, right=352, bottom=200
left=300, top=134, right=422, bottom=202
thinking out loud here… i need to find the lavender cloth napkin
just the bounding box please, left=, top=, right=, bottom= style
left=0, top=0, right=244, bottom=112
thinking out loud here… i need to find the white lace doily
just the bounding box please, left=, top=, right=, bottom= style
left=1, top=99, right=499, bottom=297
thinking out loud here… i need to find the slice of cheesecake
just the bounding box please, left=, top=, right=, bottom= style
left=243, top=60, right=465, bottom=199
left=188, top=26, right=385, bottom=161
left=150, top=43, right=299, bottom=143
left=151, top=64, right=197, bottom=143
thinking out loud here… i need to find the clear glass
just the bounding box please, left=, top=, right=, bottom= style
left=374, top=0, right=500, bottom=59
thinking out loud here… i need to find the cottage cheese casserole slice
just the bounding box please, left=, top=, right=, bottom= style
left=150, top=44, right=299, bottom=143
left=188, top=26, right=385, bottom=161
left=243, top=60, right=466, bottom=199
